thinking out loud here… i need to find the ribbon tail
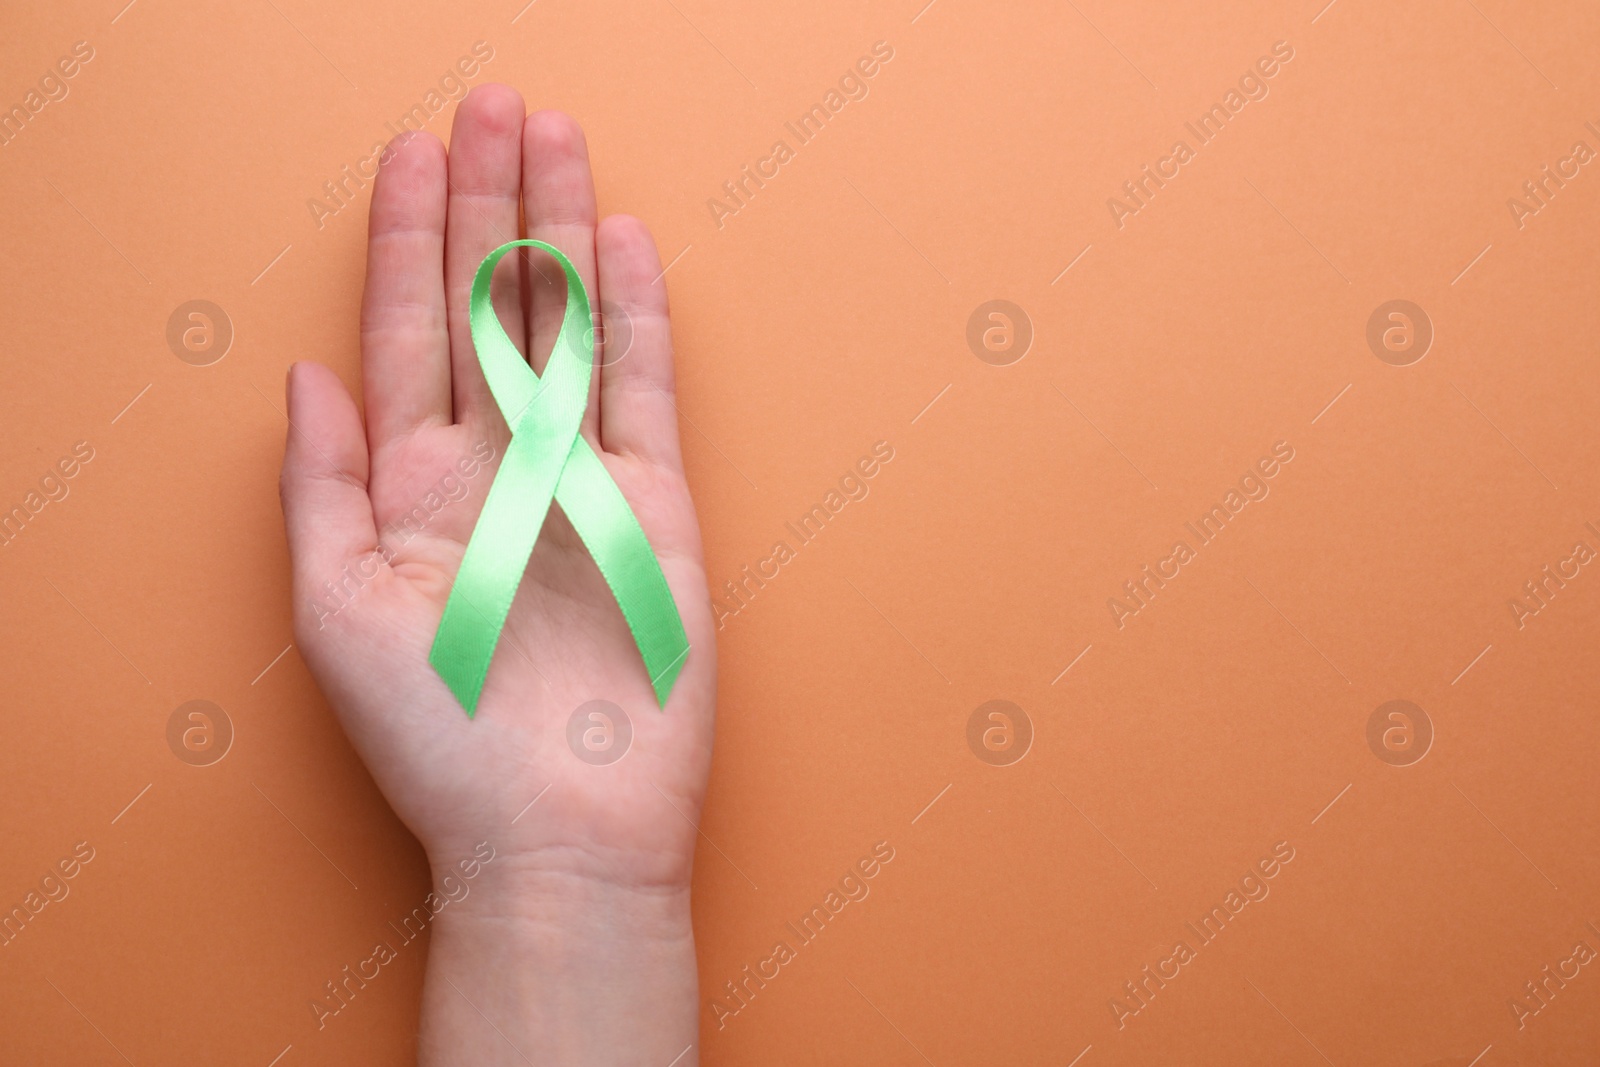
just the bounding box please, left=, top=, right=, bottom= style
left=429, top=423, right=570, bottom=716
left=556, top=441, right=691, bottom=706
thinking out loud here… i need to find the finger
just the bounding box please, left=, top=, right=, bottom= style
left=361, top=131, right=450, bottom=454
left=521, top=109, right=601, bottom=443
left=445, top=83, right=528, bottom=434
left=281, top=362, right=379, bottom=626
left=595, top=214, right=684, bottom=471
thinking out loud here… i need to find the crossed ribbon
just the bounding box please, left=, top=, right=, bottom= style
left=429, top=239, right=690, bottom=717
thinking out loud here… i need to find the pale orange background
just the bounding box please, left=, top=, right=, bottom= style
left=3, top=0, right=1599, bottom=1063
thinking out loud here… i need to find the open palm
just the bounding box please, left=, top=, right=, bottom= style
left=278, top=86, right=717, bottom=895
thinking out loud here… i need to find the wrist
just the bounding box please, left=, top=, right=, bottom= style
left=426, top=841, right=694, bottom=939
left=418, top=853, right=699, bottom=1067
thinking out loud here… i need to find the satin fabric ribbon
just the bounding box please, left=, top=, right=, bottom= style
left=429, top=239, right=690, bottom=717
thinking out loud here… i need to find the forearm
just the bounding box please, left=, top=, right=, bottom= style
left=417, top=858, right=700, bottom=1067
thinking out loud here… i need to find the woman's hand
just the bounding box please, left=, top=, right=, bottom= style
left=278, top=84, right=715, bottom=1065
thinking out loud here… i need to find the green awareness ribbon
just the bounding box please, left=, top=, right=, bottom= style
left=428, top=239, right=690, bottom=717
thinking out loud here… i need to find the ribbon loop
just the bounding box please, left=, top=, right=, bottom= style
left=429, top=240, right=690, bottom=717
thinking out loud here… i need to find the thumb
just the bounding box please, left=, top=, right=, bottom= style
left=279, top=361, right=378, bottom=624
